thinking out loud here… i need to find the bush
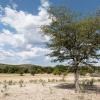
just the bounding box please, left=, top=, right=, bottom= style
left=30, top=70, right=36, bottom=76
left=19, top=70, right=24, bottom=76
left=63, top=71, right=69, bottom=76
left=79, top=70, right=87, bottom=77
left=53, top=68, right=62, bottom=76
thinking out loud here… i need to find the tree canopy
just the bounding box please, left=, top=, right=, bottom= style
left=41, top=5, right=100, bottom=92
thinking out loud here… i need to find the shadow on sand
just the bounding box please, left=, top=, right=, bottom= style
left=55, top=83, right=75, bottom=90
left=54, top=83, right=100, bottom=93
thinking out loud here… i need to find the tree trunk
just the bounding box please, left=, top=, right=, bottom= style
left=74, top=65, right=80, bottom=92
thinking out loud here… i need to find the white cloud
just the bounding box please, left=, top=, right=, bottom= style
left=0, top=29, right=25, bottom=48
left=0, top=48, right=16, bottom=61
left=45, top=56, right=50, bottom=61
left=10, top=0, right=18, bottom=10
left=0, top=46, right=51, bottom=64
left=0, top=5, right=3, bottom=12
left=17, top=47, right=51, bottom=60
left=0, top=0, right=51, bottom=49
left=41, top=0, right=50, bottom=8
left=0, top=0, right=52, bottom=64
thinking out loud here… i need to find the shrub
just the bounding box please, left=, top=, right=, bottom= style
left=30, top=70, right=36, bottom=76
left=8, top=80, right=13, bottom=85
left=79, top=70, right=87, bottom=77
left=19, top=80, right=24, bottom=87
left=19, top=70, right=24, bottom=76
left=89, top=78, right=96, bottom=86
left=63, top=71, right=69, bottom=77
left=1, top=84, right=9, bottom=96
left=53, top=69, right=62, bottom=76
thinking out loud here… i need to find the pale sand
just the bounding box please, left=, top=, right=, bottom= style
left=0, top=74, right=100, bottom=100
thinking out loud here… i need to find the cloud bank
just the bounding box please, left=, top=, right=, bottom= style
left=0, top=0, right=51, bottom=64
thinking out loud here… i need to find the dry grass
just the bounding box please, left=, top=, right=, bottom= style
left=0, top=74, right=100, bottom=100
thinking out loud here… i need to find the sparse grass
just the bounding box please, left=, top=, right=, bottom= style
left=1, top=84, right=9, bottom=96
left=56, top=79, right=58, bottom=82
left=41, top=80, right=46, bottom=86
left=51, top=79, right=56, bottom=82
left=59, top=77, right=66, bottom=82
left=77, top=94, right=84, bottom=100
left=0, top=74, right=100, bottom=100
left=49, top=87, right=53, bottom=94
left=39, top=79, right=43, bottom=83
left=29, top=80, right=34, bottom=83
left=3, top=80, right=7, bottom=84
left=8, top=80, right=13, bottom=85
left=47, top=79, right=62, bottom=83
left=48, top=79, right=51, bottom=82
left=29, top=79, right=38, bottom=84
left=97, top=79, right=100, bottom=82
left=13, top=81, right=17, bottom=85
left=19, top=79, right=24, bottom=87
left=33, top=80, right=38, bottom=84
left=79, top=83, right=85, bottom=93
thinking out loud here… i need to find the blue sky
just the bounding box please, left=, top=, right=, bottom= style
left=0, top=0, right=100, bottom=66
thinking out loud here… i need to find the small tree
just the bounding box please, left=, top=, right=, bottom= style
left=63, top=70, right=69, bottom=77
left=41, top=5, right=100, bottom=92
left=30, top=70, right=36, bottom=76
left=79, top=70, right=87, bottom=77
left=53, top=68, right=62, bottom=76
left=19, top=70, right=24, bottom=76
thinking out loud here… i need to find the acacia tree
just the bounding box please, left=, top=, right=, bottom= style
left=41, top=6, right=100, bottom=92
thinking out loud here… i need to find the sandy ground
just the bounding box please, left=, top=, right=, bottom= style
left=0, top=74, right=100, bottom=100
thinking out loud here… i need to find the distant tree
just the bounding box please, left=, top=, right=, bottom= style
left=19, top=70, right=24, bottom=76
left=53, top=68, right=62, bottom=76
left=30, top=70, right=36, bottom=76
left=63, top=70, right=69, bottom=77
left=87, top=66, right=94, bottom=74
left=41, top=5, right=100, bottom=92
left=55, top=65, right=67, bottom=73
left=46, top=67, right=53, bottom=74
left=79, top=70, right=87, bottom=77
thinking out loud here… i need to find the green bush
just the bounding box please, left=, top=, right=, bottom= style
left=30, top=70, right=36, bottom=76
left=53, top=69, right=62, bottom=76
left=19, top=70, right=24, bottom=76
left=63, top=70, right=69, bottom=76
left=79, top=70, right=87, bottom=77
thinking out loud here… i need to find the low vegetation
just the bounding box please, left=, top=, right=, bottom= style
left=0, top=64, right=100, bottom=77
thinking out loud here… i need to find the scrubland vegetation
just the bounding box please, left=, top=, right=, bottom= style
left=0, top=73, right=100, bottom=100
left=0, top=64, right=100, bottom=77
left=0, top=4, right=100, bottom=99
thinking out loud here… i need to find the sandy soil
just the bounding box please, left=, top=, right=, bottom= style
left=0, top=74, right=100, bottom=100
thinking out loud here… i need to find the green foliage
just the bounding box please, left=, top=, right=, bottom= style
left=79, top=70, right=87, bottom=77
left=81, top=78, right=96, bottom=86
left=0, top=63, right=100, bottom=77
left=41, top=6, right=100, bottom=65
left=55, top=65, right=67, bottom=72
left=63, top=70, right=69, bottom=76
left=53, top=68, right=62, bottom=76
left=97, top=79, right=100, bottom=82
left=90, top=69, right=100, bottom=77
left=30, top=70, right=36, bottom=76
left=19, top=70, right=24, bottom=76
left=41, top=5, right=100, bottom=92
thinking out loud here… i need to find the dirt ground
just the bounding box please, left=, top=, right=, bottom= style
left=0, top=74, right=100, bottom=100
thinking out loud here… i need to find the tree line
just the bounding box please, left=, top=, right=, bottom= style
left=0, top=64, right=100, bottom=76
